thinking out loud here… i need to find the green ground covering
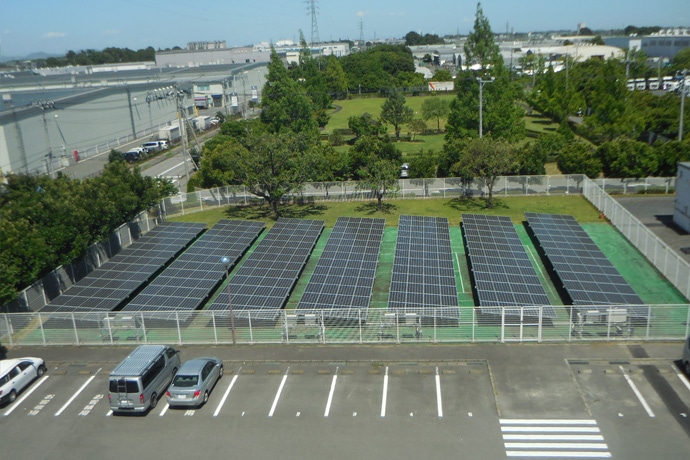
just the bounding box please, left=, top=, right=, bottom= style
left=15, top=194, right=688, bottom=345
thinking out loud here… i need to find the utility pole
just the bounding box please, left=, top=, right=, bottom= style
left=477, top=77, right=494, bottom=138
left=176, top=87, right=190, bottom=185
left=680, top=70, right=687, bottom=142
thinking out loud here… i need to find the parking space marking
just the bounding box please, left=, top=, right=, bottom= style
left=324, top=367, right=338, bottom=417
left=435, top=367, right=443, bottom=418
left=3, top=375, right=49, bottom=416
left=213, top=372, right=239, bottom=417
left=619, top=365, right=655, bottom=418
left=381, top=366, right=389, bottom=418
left=159, top=402, right=169, bottom=416
left=268, top=368, right=289, bottom=417
left=672, top=366, right=690, bottom=393
left=54, top=368, right=101, bottom=416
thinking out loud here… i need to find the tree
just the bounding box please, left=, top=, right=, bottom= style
left=380, top=89, right=414, bottom=140
left=464, top=2, right=503, bottom=76
left=324, top=55, right=348, bottom=98
left=230, top=132, right=312, bottom=217
left=596, top=137, right=658, bottom=178
left=450, top=137, right=516, bottom=208
left=557, top=142, right=602, bottom=178
left=260, top=48, right=318, bottom=136
left=654, top=139, right=690, bottom=176
left=356, top=158, right=400, bottom=211
left=432, top=69, right=453, bottom=81
left=348, top=113, right=386, bottom=139
left=409, top=119, right=427, bottom=141
left=421, top=97, right=451, bottom=132
left=348, top=135, right=403, bottom=179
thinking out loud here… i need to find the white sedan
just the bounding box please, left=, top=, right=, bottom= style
left=0, top=357, right=47, bottom=405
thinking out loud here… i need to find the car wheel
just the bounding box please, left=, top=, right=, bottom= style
left=219, top=365, right=224, bottom=378
left=8, top=390, right=17, bottom=403
left=685, top=361, right=690, bottom=376
left=37, top=365, right=47, bottom=377
left=203, top=391, right=209, bottom=405
left=150, top=393, right=158, bottom=409
left=172, top=367, right=178, bottom=376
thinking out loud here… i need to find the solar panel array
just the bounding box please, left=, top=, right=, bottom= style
left=462, top=214, right=556, bottom=318
left=387, top=215, right=460, bottom=319
left=295, top=217, right=385, bottom=320
left=525, top=213, right=648, bottom=317
left=122, top=220, right=265, bottom=314
left=208, top=217, right=324, bottom=319
left=40, top=222, right=206, bottom=313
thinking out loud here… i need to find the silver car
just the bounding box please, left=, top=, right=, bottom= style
left=165, top=357, right=223, bottom=407
left=0, top=357, right=47, bottom=405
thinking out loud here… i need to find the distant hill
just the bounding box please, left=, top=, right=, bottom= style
left=0, top=52, right=61, bottom=63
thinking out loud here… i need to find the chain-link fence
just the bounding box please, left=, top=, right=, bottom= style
left=2, top=305, right=689, bottom=347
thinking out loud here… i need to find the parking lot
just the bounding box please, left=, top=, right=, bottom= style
left=1, top=343, right=689, bottom=459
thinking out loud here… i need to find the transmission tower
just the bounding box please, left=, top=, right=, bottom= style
left=305, top=0, right=320, bottom=46
left=359, top=19, right=365, bottom=48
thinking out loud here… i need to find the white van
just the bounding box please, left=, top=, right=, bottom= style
left=682, top=336, right=690, bottom=376
left=107, top=345, right=180, bottom=414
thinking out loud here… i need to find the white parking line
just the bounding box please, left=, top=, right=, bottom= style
left=381, top=366, right=389, bottom=418
left=435, top=367, right=443, bottom=418
left=502, top=427, right=601, bottom=433
left=324, top=367, right=338, bottom=417
left=268, top=368, right=289, bottom=417
left=214, top=373, right=239, bottom=417
left=3, top=375, right=49, bottom=416
left=503, top=435, right=605, bottom=441
left=157, top=161, right=186, bottom=177
left=619, top=365, right=655, bottom=418
left=672, top=366, right=690, bottom=393
left=159, top=402, right=170, bottom=416
left=54, top=368, right=101, bottom=416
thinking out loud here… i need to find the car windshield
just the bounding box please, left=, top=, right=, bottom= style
left=172, top=374, right=198, bottom=387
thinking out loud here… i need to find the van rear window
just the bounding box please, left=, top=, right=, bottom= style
left=109, top=378, right=139, bottom=393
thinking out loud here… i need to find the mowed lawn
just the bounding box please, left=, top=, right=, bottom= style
left=324, top=94, right=567, bottom=168
left=170, top=195, right=602, bottom=228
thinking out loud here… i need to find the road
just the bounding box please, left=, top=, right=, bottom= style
left=1, top=342, right=689, bottom=460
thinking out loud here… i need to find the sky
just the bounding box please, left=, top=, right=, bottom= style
left=1, top=0, right=688, bottom=59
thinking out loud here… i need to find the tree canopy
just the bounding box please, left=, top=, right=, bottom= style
left=0, top=162, right=175, bottom=305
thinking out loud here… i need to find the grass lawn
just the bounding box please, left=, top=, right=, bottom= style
left=169, top=194, right=602, bottom=228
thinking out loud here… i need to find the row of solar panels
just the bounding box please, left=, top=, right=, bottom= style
left=41, top=213, right=646, bottom=323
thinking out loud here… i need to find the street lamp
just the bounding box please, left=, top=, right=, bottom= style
left=221, top=256, right=236, bottom=345
left=477, top=77, right=495, bottom=138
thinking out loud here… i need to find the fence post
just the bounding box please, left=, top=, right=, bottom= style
left=248, top=312, right=253, bottom=344
left=500, top=308, right=505, bottom=343
left=211, top=311, right=218, bottom=344
left=646, top=305, right=651, bottom=340
left=686, top=306, right=690, bottom=339
left=396, top=312, right=400, bottom=344
left=433, top=309, right=437, bottom=344
left=538, top=306, right=543, bottom=343
left=140, top=312, right=148, bottom=343
left=176, top=312, right=182, bottom=344
left=38, top=313, right=46, bottom=345
left=358, top=309, right=362, bottom=344
left=72, top=313, right=79, bottom=345
left=321, top=309, right=326, bottom=344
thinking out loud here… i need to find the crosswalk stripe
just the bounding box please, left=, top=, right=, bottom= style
left=500, top=419, right=611, bottom=459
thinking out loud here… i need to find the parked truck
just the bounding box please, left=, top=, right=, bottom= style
left=158, top=124, right=181, bottom=143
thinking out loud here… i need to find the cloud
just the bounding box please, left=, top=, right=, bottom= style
left=102, top=29, right=120, bottom=36
left=356, top=11, right=367, bottom=18
left=43, top=32, right=67, bottom=39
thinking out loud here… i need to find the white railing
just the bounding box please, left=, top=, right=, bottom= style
left=2, top=305, right=688, bottom=346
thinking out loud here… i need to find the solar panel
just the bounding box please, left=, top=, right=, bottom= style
left=121, top=220, right=265, bottom=318
left=208, top=217, right=324, bottom=321
left=295, top=217, right=385, bottom=321
left=387, top=215, right=460, bottom=321
left=462, top=214, right=555, bottom=318
left=39, top=222, right=206, bottom=314
left=525, top=212, right=648, bottom=318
